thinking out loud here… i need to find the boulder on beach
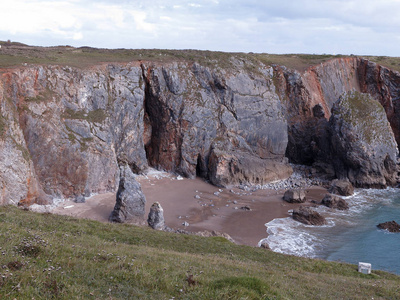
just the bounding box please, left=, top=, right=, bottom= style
left=377, top=221, right=400, bottom=232
left=321, top=193, right=349, bottom=210
left=283, top=189, right=307, bottom=203
left=147, top=202, right=165, bottom=230
left=109, top=164, right=146, bottom=223
left=74, top=194, right=85, bottom=203
left=328, top=179, right=354, bottom=196
left=292, top=206, right=327, bottom=226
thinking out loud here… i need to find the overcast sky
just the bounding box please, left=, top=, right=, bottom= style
left=0, top=0, right=398, bottom=56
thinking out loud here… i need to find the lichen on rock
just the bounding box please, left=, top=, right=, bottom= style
left=329, top=91, right=398, bottom=188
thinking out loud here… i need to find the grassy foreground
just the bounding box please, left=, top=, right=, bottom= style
left=0, top=206, right=399, bottom=299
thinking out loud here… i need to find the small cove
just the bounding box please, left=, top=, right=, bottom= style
left=261, top=188, right=400, bottom=274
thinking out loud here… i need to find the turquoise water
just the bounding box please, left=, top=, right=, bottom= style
left=260, top=188, right=400, bottom=275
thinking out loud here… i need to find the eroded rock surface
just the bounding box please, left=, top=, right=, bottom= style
left=0, top=55, right=400, bottom=206
left=329, top=91, right=398, bottom=188
left=328, top=180, right=354, bottom=196
left=321, top=193, right=349, bottom=210
left=147, top=202, right=165, bottom=230
left=292, top=206, right=327, bottom=226
left=283, top=189, right=307, bottom=203
left=109, top=165, right=146, bottom=223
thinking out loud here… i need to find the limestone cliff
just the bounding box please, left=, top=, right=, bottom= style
left=0, top=57, right=291, bottom=205
left=0, top=54, right=399, bottom=205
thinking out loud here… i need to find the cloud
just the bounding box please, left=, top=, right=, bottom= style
left=0, top=0, right=398, bottom=56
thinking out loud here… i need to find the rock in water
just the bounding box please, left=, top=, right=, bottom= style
left=109, top=165, right=146, bottom=223
left=377, top=221, right=400, bottom=232
left=329, top=91, right=398, bottom=188
left=283, top=189, right=307, bottom=203
left=321, top=193, right=349, bottom=210
left=328, top=180, right=354, bottom=196
left=147, top=202, right=165, bottom=230
left=292, top=206, right=327, bottom=225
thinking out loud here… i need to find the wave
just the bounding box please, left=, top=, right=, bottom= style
left=259, top=188, right=399, bottom=260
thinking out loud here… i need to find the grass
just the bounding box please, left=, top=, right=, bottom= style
left=363, top=55, right=400, bottom=73
left=0, top=206, right=399, bottom=299
left=1, top=42, right=400, bottom=75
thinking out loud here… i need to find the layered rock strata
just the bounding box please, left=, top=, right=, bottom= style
left=0, top=55, right=399, bottom=206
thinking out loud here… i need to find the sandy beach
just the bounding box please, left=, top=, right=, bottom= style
left=51, top=170, right=327, bottom=247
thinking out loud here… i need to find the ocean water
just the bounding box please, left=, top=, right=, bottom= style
left=259, top=188, right=400, bottom=274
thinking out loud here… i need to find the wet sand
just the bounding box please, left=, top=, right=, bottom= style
left=51, top=171, right=327, bottom=247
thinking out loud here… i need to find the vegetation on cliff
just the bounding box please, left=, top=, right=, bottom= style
left=2, top=41, right=399, bottom=72
left=0, top=206, right=399, bottom=299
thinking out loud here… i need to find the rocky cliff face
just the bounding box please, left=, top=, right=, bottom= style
left=275, top=57, right=400, bottom=186
left=0, top=55, right=399, bottom=205
left=330, top=91, right=398, bottom=188
left=0, top=57, right=291, bottom=205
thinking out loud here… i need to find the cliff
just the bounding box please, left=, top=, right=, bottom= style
left=0, top=52, right=399, bottom=205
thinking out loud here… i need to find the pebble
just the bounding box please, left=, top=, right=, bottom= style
left=182, top=221, right=189, bottom=227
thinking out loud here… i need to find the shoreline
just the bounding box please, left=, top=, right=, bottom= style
left=50, top=170, right=327, bottom=247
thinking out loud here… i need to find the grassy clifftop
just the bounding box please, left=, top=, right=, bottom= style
left=0, top=205, right=399, bottom=299
left=1, top=42, right=400, bottom=72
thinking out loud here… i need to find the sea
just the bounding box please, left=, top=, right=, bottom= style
left=259, top=188, right=400, bottom=275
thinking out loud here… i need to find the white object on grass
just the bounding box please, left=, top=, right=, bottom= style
left=358, top=262, right=371, bottom=274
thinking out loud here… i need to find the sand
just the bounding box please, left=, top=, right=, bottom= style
left=51, top=170, right=327, bottom=247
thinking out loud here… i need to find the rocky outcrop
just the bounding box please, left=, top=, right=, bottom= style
left=1, top=64, right=147, bottom=204
left=147, top=202, right=165, bottom=230
left=377, top=221, right=400, bottom=232
left=329, top=91, right=398, bottom=188
left=208, top=135, right=292, bottom=187
left=328, top=180, right=354, bottom=196
left=292, top=206, right=327, bottom=225
left=0, top=57, right=295, bottom=205
left=1, top=54, right=400, bottom=205
left=358, top=59, right=400, bottom=147
left=142, top=61, right=291, bottom=186
left=321, top=194, right=349, bottom=210
left=277, top=58, right=400, bottom=189
left=109, top=165, right=146, bottom=223
left=283, top=189, right=307, bottom=203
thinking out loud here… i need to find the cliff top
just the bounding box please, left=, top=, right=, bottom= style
left=1, top=41, right=399, bottom=72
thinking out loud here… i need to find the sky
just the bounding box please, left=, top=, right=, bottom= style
left=0, top=0, right=399, bottom=56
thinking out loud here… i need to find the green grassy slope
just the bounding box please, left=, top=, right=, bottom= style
left=0, top=206, right=398, bottom=299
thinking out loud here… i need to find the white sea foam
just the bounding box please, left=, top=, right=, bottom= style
left=260, top=188, right=398, bottom=258
left=259, top=217, right=325, bottom=258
